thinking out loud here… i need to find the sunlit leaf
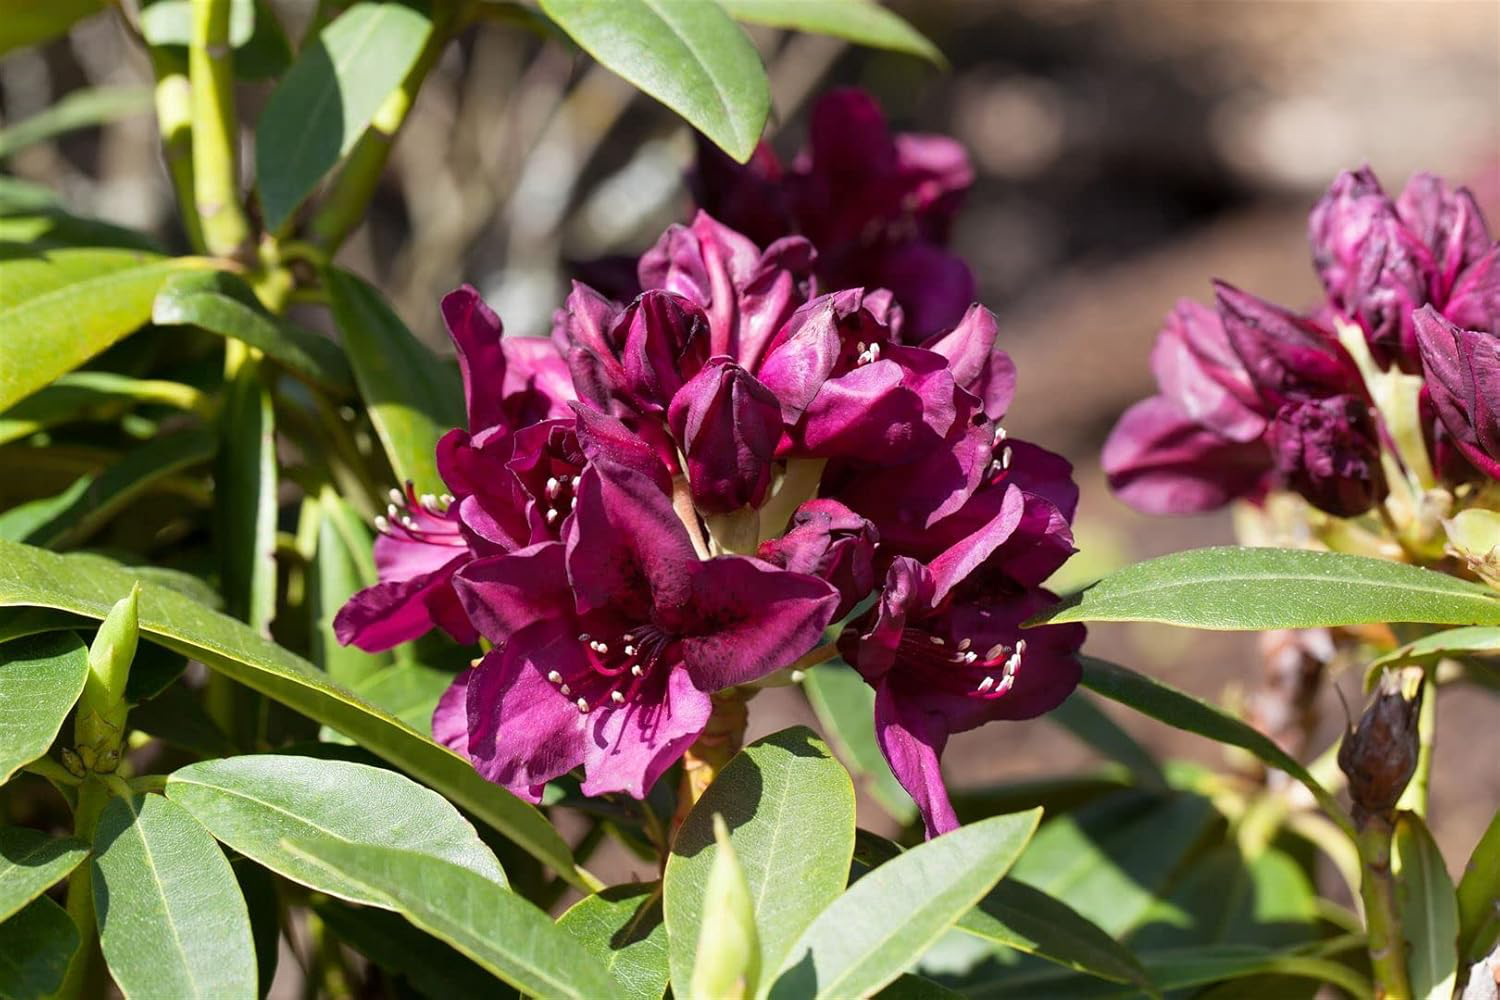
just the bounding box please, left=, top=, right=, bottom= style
left=0, top=829, right=88, bottom=925
left=0, top=632, right=89, bottom=784
left=217, top=361, right=277, bottom=633
left=1394, top=812, right=1459, bottom=1000
left=716, top=0, right=942, bottom=65
left=802, top=661, right=916, bottom=823
left=1458, top=810, right=1500, bottom=964
left=558, top=884, right=670, bottom=1000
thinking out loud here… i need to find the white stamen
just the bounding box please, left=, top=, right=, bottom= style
left=420, top=493, right=437, bottom=510
left=560, top=683, right=572, bottom=695
left=610, top=691, right=625, bottom=704
left=374, top=515, right=390, bottom=533
left=389, top=488, right=404, bottom=505
left=994, top=425, right=1007, bottom=443
left=578, top=633, right=591, bottom=642
left=401, top=516, right=418, bottom=530
left=977, top=676, right=995, bottom=693
left=441, top=493, right=455, bottom=506
left=547, top=670, right=563, bottom=684
left=868, top=342, right=881, bottom=363
left=1004, top=653, right=1021, bottom=675
left=624, top=645, right=636, bottom=656
left=1001, top=446, right=1013, bottom=470
left=1015, top=639, right=1027, bottom=655
left=957, top=638, right=972, bottom=652
left=984, top=643, right=1007, bottom=661
left=623, top=633, right=635, bottom=643
left=387, top=503, right=400, bottom=519
left=546, top=508, right=559, bottom=524
left=928, top=635, right=945, bottom=646
left=630, top=664, right=643, bottom=677
left=964, top=651, right=978, bottom=664
left=545, top=477, right=560, bottom=499
left=994, top=675, right=1015, bottom=695
left=576, top=698, right=589, bottom=713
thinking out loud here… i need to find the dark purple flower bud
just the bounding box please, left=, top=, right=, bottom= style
left=757, top=499, right=876, bottom=619
left=1264, top=395, right=1385, bottom=517
left=1338, top=668, right=1423, bottom=818
left=1414, top=306, right=1500, bottom=480
left=1103, top=396, right=1272, bottom=514
left=667, top=358, right=783, bottom=514
left=1215, top=281, right=1362, bottom=403
left=506, top=418, right=589, bottom=541
left=559, top=284, right=710, bottom=418
left=919, top=304, right=1016, bottom=421
left=1443, top=245, right=1500, bottom=335
left=1151, top=299, right=1267, bottom=441
left=1395, top=172, right=1491, bottom=298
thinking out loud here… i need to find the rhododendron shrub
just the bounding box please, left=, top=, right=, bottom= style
left=2, top=3, right=1495, bottom=996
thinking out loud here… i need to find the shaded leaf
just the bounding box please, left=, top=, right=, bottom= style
left=0, top=0, right=107, bottom=58
left=217, top=361, right=277, bottom=633
left=0, top=210, right=160, bottom=252
left=1394, top=812, right=1460, bottom=1000
left=0, top=896, right=78, bottom=1000
left=1035, top=546, right=1500, bottom=629
left=771, top=810, right=1041, bottom=1000
left=0, top=538, right=580, bottom=884
left=802, top=661, right=916, bottom=823
left=558, top=883, right=670, bottom=1000
left=666, top=727, right=856, bottom=996
left=314, top=897, right=508, bottom=999
left=716, top=0, right=942, bottom=65
left=347, top=661, right=452, bottom=733
left=0, top=372, right=204, bottom=448
left=0, top=632, right=89, bottom=784
left=310, top=490, right=389, bottom=686
left=0, top=828, right=88, bottom=925
left=1048, top=688, right=1165, bottom=788
left=1458, top=810, right=1500, bottom=964
left=256, top=2, right=432, bottom=229
left=231, top=857, right=280, bottom=999
left=0, top=86, right=152, bottom=160
left=92, top=794, right=256, bottom=999
left=539, top=0, right=769, bottom=162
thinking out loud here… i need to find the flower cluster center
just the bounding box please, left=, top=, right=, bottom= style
left=546, top=624, right=678, bottom=714
left=895, top=627, right=1025, bottom=700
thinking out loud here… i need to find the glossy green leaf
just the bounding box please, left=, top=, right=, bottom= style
left=0, top=896, right=78, bottom=1000
left=1458, top=810, right=1500, bottom=963
left=0, top=249, right=217, bottom=411
left=217, top=361, right=277, bottom=633
left=540, top=0, right=769, bottom=162
left=0, top=86, right=152, bottom=160
left=325, top=268, right=461, bottom=495
left=771, top=810, right=1041, bottom=999
left=153, top=271, right=354, bottom=393
left=128, top=681, right=237, bottom=758
left=1077, top=657, right=1341, bottom=820
left=0, top=210, right=160, bottom=252
left=282, top=840, right=617, bottom=999
left=1048, top=689, right=1164, bottom=788
left=874, top=974, right=965, bottom=999
left=0, top=632, right=89, bottom=784
left=0, top=538, right=580, bottom=884
left=1365, top=624, right=1500, bottom=686
left=1, top=429, right=214, bottom=548
left=92, top=794, right=256, bottom=1000
left=666, top=727, right=856, bottom=996
left=0, top=0, right=107, bottom=57
left=692, top=815, right=760, bottom=1000
left=951, top=768, right=1134, bottom=824
left=0, top=829, right=88, bottom=925
left=558, top=883, right=670, bottom=1000
left=716, top=0, right=942, bottom=65
left=256, top=2, right=432, bottom=229
left=167, top=754, right=506, bottom=904
left=231, top=857, right=280, bottom=999
left=1035, top=546, right=1500, bottom=629
left=802, top=662, right=916, bottom=823
left=347, top=661, right=451, bottom=732
left=1008, top=789, right=1217, bottom=937
left=314, top=897, right=505, bottom=999
left=0, top=608, right=86, bottom=645
left=311, top=490, right=389, bottom=685
left=0, top=372, right=205, bottom=447
left=1394, top=812, right=1459, bottom=1000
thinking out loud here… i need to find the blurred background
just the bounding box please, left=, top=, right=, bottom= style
left=3, top=0, right=1498, bottom=880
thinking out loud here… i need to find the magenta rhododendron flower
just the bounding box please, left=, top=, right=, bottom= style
left=339, top=206, right=1083, bottom=832
left=692, top=87, right=976, bottom=337
left=1414, top=307, right=1500, bottom=480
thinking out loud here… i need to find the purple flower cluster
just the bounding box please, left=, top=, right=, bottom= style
left=1105, top=167, right=1500, bottom=517
left=337, top=95, right=1083, bottom=835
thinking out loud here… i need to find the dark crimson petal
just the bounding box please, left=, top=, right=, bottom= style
left=1002, top=439, right=1080, bottom=522
left=867, top=242, right=975, bottom=339
left=465, top=629, right=590, bottom=802
left=872, top=680, right=959, bottom=839
left=831, top=416, right=991, bottom=544
left=1396, top=172, right=1491, bottom=297
left=333, top=554, right=470, bottom=652
left=1414, top=306, right=1500, bottom=479
left=1103, top=395, right=1272, bottom=515
left=615, top=290, right=710, bottom=413
left=1309, top=167, right=1392, bottom=311
left=1150, top=299, right=1267, bottom=442
left=792, top=346, right=958, bottom=465
left=756, top=499, right=877, bottom=620
left=1444, top=245, right=1500, bottom=334
left=689, top=134, right=793, bottom=249
left=840, top=556, right=936, bottom=683
left=432, top=669, right=473, bottom=757
left=440, top=285, right=509, bottom=432
left=755, top=292, right=856, bottom=419
left=1265, top=396, right=1386, bottom=517
left=921, top=303, right=1016, bottom=421
left=676, top=555, right=840, bottom=691
left=451, top=542, right=571, bottom=644
left=925, top=483, right=1026, bottom=605
left=557, top=282, right=628, bottom=414
left=667, top=358, right=782, bottom=514
left=499, top=336, right=576, bottom=423
left=579, top=666, right=712, bottom=799
left=1214, top=281, right=1361, bottom=403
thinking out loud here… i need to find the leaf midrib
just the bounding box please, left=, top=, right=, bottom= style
left=120, top=799, right=203, bottom=999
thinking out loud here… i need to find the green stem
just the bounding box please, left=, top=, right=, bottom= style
left=147, top=47, right=207, bottom=253
left=306, top=14, right=452, bottom=251
left=189, top=0, right=251, bottom=258
left=22, top=758, right=82, bottom=787
left=1356, top=813, right=1414, bottom=999
left=58, top=778, right=111, bottom=1000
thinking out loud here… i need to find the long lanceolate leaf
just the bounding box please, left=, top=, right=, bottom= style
left=1033, top=546, right=1500, bottom=629
left=1458, top=810, right=1500, bottom=964
left=539, top=0, right=770, bottom=162
left=715, top=0, right=944, bottom=66
left=0, top=86, right=152, bottom=160
left=217, top=361, right=277, bottom=634
left=0, top=632, right=89, bottom=784
left=0, top=828, right=89, bottom=925
left=1393, top=813, right=1460, bottom=1000
left=0, top=539, right=582, bottom=885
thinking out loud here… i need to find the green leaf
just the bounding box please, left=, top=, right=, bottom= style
left=0, top=429, right=215, bottom=548
left=715, top=0, right=943, bottom=65
left=1048, top=689, right=1164, bottom=788
left=1131, top=845, right=1317, bottom=953
left=539, top=0, right=769, bottom=162
left=0, top=829, right=88, bottom=925
left=558, top=884, right=670, bottom=1000
left=665, top=727, right=856, bottom=996
left=153, top=271, right=354, bottom=394
left=1365, top=624, right=1500, bottom=685
left=0, top=632, right=89, bottom=784
left=217, top=362, right=277, bottom=633
left=0, top=178, right=60, bottom=213
left=1458, top=810, right=1500, bottom=963
left=0, top=372, right=204, bottom=448
left=347, top=661, right=452, bottom=732
left=0, top=249, right=218, bottom=411
left=1078, top=657, right=1341, bottom=820
left=310, top=490, right=389, bottom=686
left=874, top=974, right=965, bottom=999
left=92, top=794, right=257, bottom=1000
left=139, top=0, right=255, bottom=47
left=324, top=268, right=461, bottom=495
left=0, top=210, right=160, bottom=252
left=770, top=810, right=1041, bottom=999
left=1007, top=789, right=1218, bottom=937
left=231, top=857, right=280, bottom=999
left=0, top=0, right=107, bottom=58
left=314, top=897, right=506, bottom=999
left=0, top=86, right=152, bottom=160
left=0, top=896, right=78, bottom=1000
left=1394, top=812, right=1459, bottom=1000
left=802, top=662, right=916, bottom=823
left=166, top=754, right=506, bottom=905
left=281, top=840, right=618, bottom=999
left=1034, top=546, right=1500, bottom=630
left=256, top=2, right=433, bottom=229
left=692, top=815, right=760, bottom=1000
left=0, top=538, right=580, bottom=884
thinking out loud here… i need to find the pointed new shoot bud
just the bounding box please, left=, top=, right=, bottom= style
left=689, top=814, right=759, bottom=1000
left=1444, top=508, right=1500, bottom=590
left=74, top=583, right=141, bottom=773
left=1338, top=666, right=1423, bottom=819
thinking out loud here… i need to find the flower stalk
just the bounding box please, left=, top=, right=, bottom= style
left=672, top=689, right=753, bottom=835
left=189, top=0, right=251, bottom=259
left=147, top=46, right=206, bottom=253
left=1356, top=813, right=1414, bottom=1000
